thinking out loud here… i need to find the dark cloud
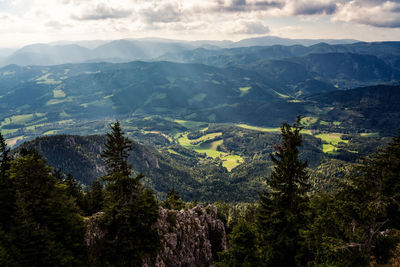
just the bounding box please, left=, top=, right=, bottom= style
left=215, top=0, right=283, bottom=12
left=292, top=2, right=337, bottom=15
left=255, top=1, right=285, bottom=8
left=141, top=3, right=182, bottom=23
left=353, top=17, right=400, bottom=28
left=72, top=4, right=132, bottom=20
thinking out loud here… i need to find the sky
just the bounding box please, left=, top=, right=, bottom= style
left=1, top=0, right=400, bottom=48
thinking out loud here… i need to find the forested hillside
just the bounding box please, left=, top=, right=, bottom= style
left=1, top=119, right=400, bottom=266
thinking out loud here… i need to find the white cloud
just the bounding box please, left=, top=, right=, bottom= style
left=0, top=0, right=400, bottom=47
left=333, top=1, right=400, bottom=28
left=232, top=20, right=270, bottom=34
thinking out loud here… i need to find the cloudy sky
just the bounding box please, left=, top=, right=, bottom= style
left=1, top=0, right=400, bottom=47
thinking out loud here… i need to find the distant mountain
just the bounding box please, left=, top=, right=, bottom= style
left=228, top=36, right=359, bottom=48
left=160, top=42, right=400, bottom=64
left=1, top=44, right=93, bottom=66
left=0, top=48, right=16, bottom=57
left=0, top=36, right=362, bottom=67
left=159, top=42, right=400, bottom=90
left=92, top=39, right=195, bottom=61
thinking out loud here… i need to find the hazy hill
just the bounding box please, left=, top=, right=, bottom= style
left=228, top=36, right=358, bottom=48
left=0, top=36, right=362, bottom=67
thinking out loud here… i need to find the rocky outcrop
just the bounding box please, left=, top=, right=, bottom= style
left=147, top=205, right=227, bottom=267
left=85, top=206, right=227, bottom=267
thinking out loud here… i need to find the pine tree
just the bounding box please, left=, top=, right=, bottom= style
left=163, top=187, right=185, bottom=210
left=7, top=153, right=88, bottom=266
left=0, top=132, right=13, bottom=264
left=100, top=121, right=159, bottom=266
left=216, top=219, right=262, bottom=267
left=257, top=116, right=310, bottom=266
left=85, top=179, right=104, bottom=215
left=101, top=121, right=132, bottom=177
left=0, top=133, right=10, bottom=178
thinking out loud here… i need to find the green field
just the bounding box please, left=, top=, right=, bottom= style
left=239, top=86, right=252, bottom=96
left=53, top=89, right=66, bottom=98
left=301, top=116, right=318, bottom=127
left=0, top=113, right=46, bottom=127
left=221, top=155, right=244, bottom=171
left=36, top=73, right=61, bottom=85
left=173, top=119, right=207, bottom=129
left=360, top=132, right=379, bottom=138
left=177, top=133, right=243, bottom=170
left=315, top=133, right=349, bottom=153
left=236, top=124, right=281, bottom=133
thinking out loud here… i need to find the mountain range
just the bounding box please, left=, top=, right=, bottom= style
left=0, top=36, right=359, bottom=67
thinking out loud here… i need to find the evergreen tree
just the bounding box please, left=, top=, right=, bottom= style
left=0, top=133, right=13, bottom=231
left=216, top=219, right=262, bottom=267
left=101, top=120, right=132, bottom=177
left=0, top=133, right=13, bottom=265
left=64, top=173, right=86, bottom=213
left=7, top=153, right=88, bottom=266
left=100, top=121, right=160, bottom=266
left=85, top=179, right=104, bottom=215
left=163, top=187, right=185, bottom=210
left=0, top=133, right=10, bottom=178
left=257, top=116, right=310, bottom=266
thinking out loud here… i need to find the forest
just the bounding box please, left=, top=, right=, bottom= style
left=0, top=118, right=400, bottom=266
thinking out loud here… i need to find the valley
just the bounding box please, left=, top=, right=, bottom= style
left=1, top=40, right=399, bottom=203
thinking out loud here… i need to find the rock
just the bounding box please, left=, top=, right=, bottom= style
left=146, top=205, right=227, bottom=267
left=85, top=206, right=227, bottom=267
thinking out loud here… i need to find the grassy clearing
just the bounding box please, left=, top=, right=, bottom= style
left=322, top=144, right=336, bottom=153
left=47, top=99, right=69, bottom=105
left=239, top=86, right=252, bottom=96
left=43, top=130, right=59, bottom=135
left=178, top=134, right=224, bottom=157
left=301, top=116, right=318, bottom=127
left=0, top=113, right=45, bottom=127
left=222, top=155, right=244, bottom=171
left=177, top=133, right=244, bottom=171
left=315, top=133, right=349, bottom=146
left=236, top=124, right=281, bottom=133
left=360, top=132, right=379, bottom=138
left=319, top=120, right=330, bottom=126
left=53, top=89, right=66, bottom=98
left=6, top=136, right=23, bottom=147
left=272, top=90, right=290, bottom=99
left=36, top=73, right=61, bottom=85
left=315, top=133, right=349, bottom=153
left=173, top=119, right=207, bottom=129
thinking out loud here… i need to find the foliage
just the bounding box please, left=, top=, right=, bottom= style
left=305, top=130, right=400, bottom=266
left=101, top=121, right=132, bottom=177
left=215, top=219, right=262, bottom=267
left=257, top=116, right=310, bottom=266
left=163, top=188, right=185, bottom=210
left=100, top=121, right=160, bottom=266
left=4, top=152, right=88, bottom=266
